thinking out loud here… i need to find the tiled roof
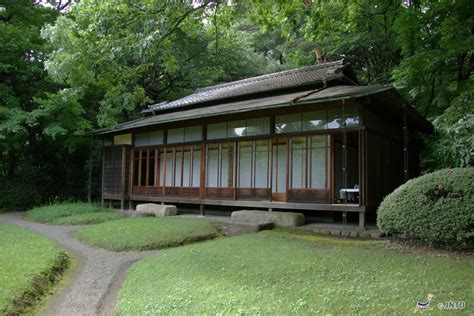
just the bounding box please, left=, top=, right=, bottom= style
left=95, top=85, right=404, bottom=135
left=144, top=60, right=348, bottom=113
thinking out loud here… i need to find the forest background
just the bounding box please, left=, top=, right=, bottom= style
left=1, top=0, right=472, bottom=209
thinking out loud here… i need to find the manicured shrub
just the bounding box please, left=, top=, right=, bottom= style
left=377, top=168, right=474, bottom=249
left=0, top=181, right=41, bottom=212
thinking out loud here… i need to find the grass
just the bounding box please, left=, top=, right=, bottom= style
left=25, top=202, right=122, bottom=225
left=117, top=231, right=473, bottom=315
left=74, top=217, right=220, bottom=251
left=0, top=222, right=70, bottom=315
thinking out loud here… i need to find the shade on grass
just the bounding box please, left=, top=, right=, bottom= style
left=0, top=222, right=69, bottom=314
left=74, top=217, right=220, bottom=251
left=26, top=202, right=122, bottom=225
left=117, top=231, right=473, bottom=315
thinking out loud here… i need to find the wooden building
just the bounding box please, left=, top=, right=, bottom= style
left=95, top=60, right=433, bottom=227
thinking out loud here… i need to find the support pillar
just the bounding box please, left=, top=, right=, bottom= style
left=200, top=204, right=205, bottom=216
left=403, top=104, right=409, bottom=182
left=358, top=212, right=366, bottom=229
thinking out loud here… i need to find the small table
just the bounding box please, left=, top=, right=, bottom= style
left=339, top=188, right=359, bottom=203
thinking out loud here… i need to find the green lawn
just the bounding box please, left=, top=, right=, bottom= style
left=117, top=231, right=473, bottom=315
left=74, top=217, right=220, bottom=251
left=25, top=202, right=122, bottom=225
left=0, top=222, right=69, bottom=315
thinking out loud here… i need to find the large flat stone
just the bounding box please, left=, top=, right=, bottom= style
left=221, top=221, right=274, bottom=236
left=231, top=210, right=305, bottom=227
left=136, top=203, right=177, bottom=217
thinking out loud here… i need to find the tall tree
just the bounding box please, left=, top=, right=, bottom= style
left=42, top=0, right=275, bottom=128
left=0, top=0, right=58, bottom=179
left=243, top=0, right=473, bottom=168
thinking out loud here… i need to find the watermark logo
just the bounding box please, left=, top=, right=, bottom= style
left=413, top=294, right=433, bottom=313
left=437, top=301, right=466, bottom=310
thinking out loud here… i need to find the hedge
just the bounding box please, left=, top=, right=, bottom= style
left=0, top=181, right=41, bottom=212
left=377, top=168, right=473, bottom=249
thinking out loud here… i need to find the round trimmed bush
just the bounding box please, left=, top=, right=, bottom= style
left=377, top=168, right=473, bottom=249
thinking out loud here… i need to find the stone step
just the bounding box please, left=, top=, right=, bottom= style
left=221, top=220, right=274, bottom=236
left=297, top=224, right=384, bottom=239
left=135, top=203, right=177, bottom=217
left=231, top=210, right=305, bottom=227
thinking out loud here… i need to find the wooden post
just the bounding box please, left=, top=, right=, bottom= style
left=285, top=139, right=290, bottom=202
left=403, top=105, right=409, bottom=182
left=121, top=146, right=127, bottom=211
left=129, top=148, right=134, bottom=203
left=87, top=137, right=93, bottom=203
left=342, top=101, right=348, bottom=224
left=200, top=204, right=205, bottom=216
left=162, top=148, right=167, bottom=195
left=101, top=146, right=106, bottom=207
left=358, top=212, right=365, bottom=228
left=200, top=143, right=206, bottom=199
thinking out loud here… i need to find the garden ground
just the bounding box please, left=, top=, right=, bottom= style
left=26, top=202, right=123, bottom=225
left=0, top=221, right=69, bottom=315
left=117, top=230, right=473, bottom=315
left=0, top=212, right=156, bottom=315
left=75, top=216, right=220, bottom=251
left=0, top=211, right=472, bottom=315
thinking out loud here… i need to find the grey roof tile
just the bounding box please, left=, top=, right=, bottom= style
left=144, top=60, right=347, bottom=113
left=96, top=85, right=398, bottom=135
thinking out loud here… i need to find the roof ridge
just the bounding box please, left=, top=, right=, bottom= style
left=145, top=60, right=347, bottom=112
left=194, top=60, right=344, bottom=94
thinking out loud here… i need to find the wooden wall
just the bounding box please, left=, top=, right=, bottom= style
left=364, top=102, right=417, bottom=210
left=102, top=145, right=130, bottom=201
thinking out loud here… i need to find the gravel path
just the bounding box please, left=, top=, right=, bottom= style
left=0, top=212, right=159, bottom=316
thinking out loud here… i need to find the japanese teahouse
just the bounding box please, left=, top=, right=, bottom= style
left=94, top=60, right=433, bottom=227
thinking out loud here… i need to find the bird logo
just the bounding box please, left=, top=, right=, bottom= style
left=414, top=293, right=433, bottom=313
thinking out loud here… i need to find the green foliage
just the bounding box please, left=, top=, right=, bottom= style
left=0, top=1, right=59, bottom=179
left=0, top=180, right=41, bottom=212
left=41, top=0, right=272, bottom=128
left=0, top=222, right=70, bottom=315
left=26, top=202, right=121, bottom=225
left=74, top=217, right=220, bottom=251
left=244, top=0, right=474, bottom=169
left=377, top=168, right=474, bottom=249
left=117, top=231, right=473, bottom=314
left=1, top=0, right=472, bottom=202
left=424, top=79, right=474, bottom=169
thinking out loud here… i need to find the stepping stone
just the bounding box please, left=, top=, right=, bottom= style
left=231, top=210, right=305, bottom=227
left=136, top=203, right=177, bottom=217
left=221, top=221, right=274, bottom=236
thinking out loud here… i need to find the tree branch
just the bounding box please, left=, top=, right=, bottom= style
left=159, top=1, right=211, bottom=44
